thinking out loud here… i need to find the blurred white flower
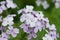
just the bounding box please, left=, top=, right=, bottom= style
left=6, top=0, right=17, bottom=8
left=25, top=5, right=34, bottom=13
left=53, top=0, right=60, bottom=8
left=36, top=0, right=49, bottom=9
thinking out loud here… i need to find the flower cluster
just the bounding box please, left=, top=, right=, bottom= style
left=0, top=26, right=19, bottom=40
left=42, top=24, right=59, bottom=40
left=18, top=5, right=59, bottom=40
left=53, top=0, right=60, bottom=8
left=0, top=0, right=59, bottom=40
left=0, top=0, right=17, bottom=14
left=0, top=0, right=18, bottom=40
left=2, top=14, right=16, bottom=26
left=36, top=0, right=49, bottom=9
left=0, top=14, right=19, bottom=40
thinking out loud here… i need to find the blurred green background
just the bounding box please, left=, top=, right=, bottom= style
left=0, top=0, right=60, bottom=40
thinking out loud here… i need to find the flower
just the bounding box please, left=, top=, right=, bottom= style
left=6, top=0, right=17, bottom=8
left=18, top=5, right=34, bottom=14
left=49, top=24, right=56, bottom=30
left=6, top=26, right=19, bottom=37
left=53, top=0, right=60, bottom=8
left=42, top=24, right=59, bottom=40
left=28, top=31, right=37, bottom=40
left=36, top=0, right=49, bottom=9
left=1, top=5, right=7, bottom=10
left=0, top=1, right=7, bottom=14
left=2, top=14, right=16, bottom=26
left=0, top=32, right=9, bottom=40
left=20, top=23, right=29, bottom=33
left=20, top=23, right=37, bottom=40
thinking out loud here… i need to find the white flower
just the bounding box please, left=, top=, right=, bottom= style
left=42, top=1, right=49, bottom=9
left=6, top=0, right=17, bottom=8
left=6, top=26, right=19, bottom=37
left=36, top=0, right=41, bottom=6
left=24, top=5, right=34, bottom=13
left=53, top=0, right=60, bottom=8
left=26, top=5, right=34, bottom=11
left=36, top=0, right=49, bottom=9
left=55, top=2, right=60, bottom=8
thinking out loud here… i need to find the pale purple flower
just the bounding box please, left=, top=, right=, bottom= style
left=1, top=5, right=7, bottom=10
left=0, top=32, right=9, bottom=40
left=0, top=1, right=7, bottom=14
left=6, top=26, right=19, bottom=37
left=20, top=23, right=28, bottom=33
left=34, top=20, right=46, bottom=33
